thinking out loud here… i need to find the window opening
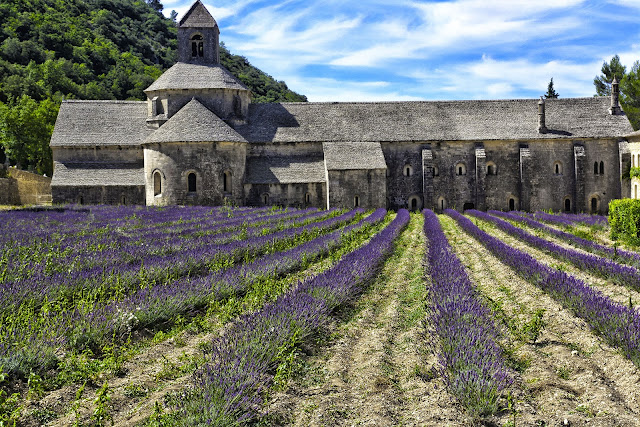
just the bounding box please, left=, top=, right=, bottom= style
left=354, top=195, right=360, bottom=208
left=305, top=193, right=311, bottom=204
left=591, top=197, right=598, bottom=213
left=509, top=198, right=515, bottom=211
left=433, top=165, right=439, bottom=177
left=191, top=35, right=204, bottom=58
left=554, top=162, right=562, bottom=175
left=154, top=171, right=162, bottom=196
left=223, top=171, right=231, bottom=193
left=79, top=196, right=84, bottom=205
left=262, top=193, right=269, bottom=205
left=599, top=161, right=604, bottom=175
left=564, top=198, right=571, bottom=212
left=188, top=173, right=196, bottom=193
left=121, top=196, right=126, bottom=205
left=404, top=165, right=413, bottom=177
left=594, top=162, right=599, bottom=175
left=456, top=162, right=466, bottom=176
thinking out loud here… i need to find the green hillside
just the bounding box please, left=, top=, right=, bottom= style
left=0, top=0, right=306, bottom=175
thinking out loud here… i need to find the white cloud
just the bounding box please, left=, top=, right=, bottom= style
left=283, top=76, right=421, bottom=102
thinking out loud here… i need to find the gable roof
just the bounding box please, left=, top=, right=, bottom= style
left=237, top=97, right=633, bottom=143
left=146, top=98, right=247, bottom=143
left=179, top=1, right=218, bottom=28
left=145, top=62, right=248, bottom=92
left=323, top=142, right=387, bottom=170
left=50, top=100, right=153, bottom=147
left=245, top=155, right=326, bottom=184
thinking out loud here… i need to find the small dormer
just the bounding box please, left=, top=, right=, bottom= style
left=177, top=0, right=220, bottom=65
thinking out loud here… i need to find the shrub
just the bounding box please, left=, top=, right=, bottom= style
left=609, top=199, right=640, bottom=245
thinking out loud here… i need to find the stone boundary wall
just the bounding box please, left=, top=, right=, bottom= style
left=0, top=168, right=52, bottom=205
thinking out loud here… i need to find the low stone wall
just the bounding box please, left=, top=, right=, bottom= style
left=1, top=168, right=52, bottom=205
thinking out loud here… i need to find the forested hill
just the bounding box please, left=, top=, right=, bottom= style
left=0, top=0, right=307, bottom=175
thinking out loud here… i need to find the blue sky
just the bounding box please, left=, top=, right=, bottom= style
left=162, top=0, right=640, bottom=102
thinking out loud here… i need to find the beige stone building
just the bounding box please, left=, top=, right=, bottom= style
left=50, top=1, right=636, bottom=213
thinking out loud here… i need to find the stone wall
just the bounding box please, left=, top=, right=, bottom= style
left=145, top=141, right=247, bottom=206
left=52, top=186, right=145, bottom=205
left=0, top=168, right=52, bottom=205
left=326, top=169, right=386, bottom=210
left=244, top=182, right=325, bottom=208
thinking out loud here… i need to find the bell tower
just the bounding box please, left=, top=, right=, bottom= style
left=177, top=0, right=220, bottom=65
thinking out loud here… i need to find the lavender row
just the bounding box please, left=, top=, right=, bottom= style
left=0, top=208, right=357, bottom=316
left=468, top=210, right=640, bottom=292
left=489, top=210, right=640, bottom=269
left=172, top=210, right=410, bottom=425
left=0, top=209, right=387, bottom=380
left=517, top=211, right=609, bottom=228
left=423, top=210, right=512, bottom=417
left=447, top=209, right=640, bottom=367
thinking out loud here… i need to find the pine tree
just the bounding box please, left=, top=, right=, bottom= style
left=594, top=55, right=626, bottom=96
left=545, top=78, right=559, bottom=99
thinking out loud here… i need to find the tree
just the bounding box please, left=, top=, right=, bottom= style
left=594, top=55, right=626, bottom=96
left=620, top=60, right=640, bottom=130
left=545, top=77, right=559, bottom=99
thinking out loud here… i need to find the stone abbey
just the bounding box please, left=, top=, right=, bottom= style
left=50, top=1, right=637, bottom=213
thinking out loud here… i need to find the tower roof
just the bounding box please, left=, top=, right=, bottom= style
left=144, top=62, right=249, bottom=92
left=179, top=1, right=218, bottom=28
left=145, top=98, right=247, bottom=143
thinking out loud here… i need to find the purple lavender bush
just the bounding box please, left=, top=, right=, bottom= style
left=172, top=210, right=410, bottom=425
left=423, top=210, right=512, bottom=417
left=468, top=210, right=640, bottom=292
left=447, top=209, right=640, bottom=368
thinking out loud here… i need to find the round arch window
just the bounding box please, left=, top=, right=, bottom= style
left=455, top=162, right=467, bottom=176
left=404, top=165, right=413, bottom=177
left=153, top=171, right=162, bottom=197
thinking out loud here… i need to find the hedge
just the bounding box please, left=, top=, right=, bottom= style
left=609, top=198, right=640, bottom=246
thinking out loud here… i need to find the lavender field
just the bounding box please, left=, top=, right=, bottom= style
left=1, top=206, right=639, bottom=426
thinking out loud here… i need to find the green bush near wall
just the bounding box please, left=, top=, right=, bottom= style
left=609, top=198, right=640, bottom=245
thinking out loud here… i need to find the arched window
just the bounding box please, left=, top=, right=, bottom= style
left=564, top=198, right=571, bottom=212
left=509, top=198, right=515, bottom=211
left=486, top=162, right=497, bottom=176
left=599, top=161, right=604, bottom=175
left=594, top=161, right=599, bottom=175
left=591, top=197, right=598, bottom=213
left=78, top=196, right=84, bottom=205
left=456, top=162, right=466, bottom=176
left=305, top=193, right=311, bottom=204
left=188, top=173, right=196, bottom=193
left=438, top=196, right=447, bottom=211
left=121, top=195, right=126, bottom=205
left=154, top=171, right=162, bottom=196
left=554, top=162, right=562, bottom=175
left=408, top=196, right=420, bottom=211
left=433, top=165, right=439, bottom=177
left=191, top=34, right=204, bottom=58
left=354, top=195, right=360, bottom=208
left=223, top=171, right=231, bottom=193
left=262, top=193, right=269, bottom=205
left=404, top=165, right=413, bottom=177
left=634, top=155, right=636, bottom=168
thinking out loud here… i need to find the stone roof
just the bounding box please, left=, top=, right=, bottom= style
left=146, top=99, right=246, bottom=143
left=237, top=97, right=633, bottom=143
left=50, top=100, right=153, bottom=147
left=179, top=1, right=218, bottom=28
left=246, top=155, right=326, bottom=184
left=145, top=62, right=248, bottom=92
left=52, top=162, right=144, bottom=186
left=323, top=142, right=387, bottom=170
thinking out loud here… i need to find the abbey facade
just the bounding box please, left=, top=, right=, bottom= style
left=50, top=1, right=635, bottom=213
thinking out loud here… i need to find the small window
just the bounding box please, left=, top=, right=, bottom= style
left=634, top=156, right=636, bottom=168
left=487, top=162, right=497, bottom=176
left=354, top=195, right=360, bottom=208
left=223, top=171, right=231, bottom=193
left=456, top=162, right=466, bottom=176
left=408, top=196, right=420, bottom=211
left=404, top=165, right=413, bottom=177
left=591, top=197, right=598, bottom=213
left=438, top=196, right=447, bottom=211
left=564, top=198, right=571, bottom=212
left=154, top=171, right=162, bottom=196
left=191, top=34, right=204, bottom=58
left=509, top=198, right=515, bottom=211
left=305, top=193, right=311, bottom=204
left=121, top=195, right=126, bottom=205
left=433, top=165, right=439, bottom=177
left=188, top=173, right=197, bottom=193
left=594, top=161, right=599, bottom=175
left=600, top=161, right=604, bottom=175
left=554, top=162, right=562, bottom=175
left=79, top=196, right=84, bottom=205
left=262, top=193, right=270, bottom=205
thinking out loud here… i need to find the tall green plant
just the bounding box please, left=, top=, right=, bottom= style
left=609, top=199, right=640, bottom=246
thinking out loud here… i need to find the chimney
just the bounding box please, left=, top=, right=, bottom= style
left=538, top=96, right=547, bottom=133
left=610, top=75, right=621, bottom=115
